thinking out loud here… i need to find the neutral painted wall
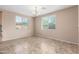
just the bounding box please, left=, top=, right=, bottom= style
left=0, top=11, right=2, bottom=25
left=2, top=11, right=34, bottom=41
left=78, top=6, right=79, bottom=44
left=35, top=6, right=78, bottom=44
left=0, top=11, right=2, bottom=41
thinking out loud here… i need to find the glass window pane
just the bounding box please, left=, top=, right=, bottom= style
left=16, top=16, right=29, bottom=31
left=41, top=16, right=56, bottom=29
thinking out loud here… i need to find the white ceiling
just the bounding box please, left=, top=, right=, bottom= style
left=0, top=5, right=74, bottom=17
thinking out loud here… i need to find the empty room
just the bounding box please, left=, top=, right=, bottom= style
left=0, top=5, right=78, bottom=54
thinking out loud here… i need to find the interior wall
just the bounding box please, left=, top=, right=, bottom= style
left=35, top=6, right=78, bottom=44
left=78, top=6, right=79, bottom=44
left=2, top=10, right=34, bottom=41
left=0, top=11, right=2, bottom=25
left=0, top=11, right=2, bottom=41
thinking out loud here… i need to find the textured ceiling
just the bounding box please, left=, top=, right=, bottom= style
left=0, top=5, right=74, bottom=17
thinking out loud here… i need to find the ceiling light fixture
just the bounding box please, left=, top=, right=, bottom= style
left=33, top=6, right=46, bottom=17
left=34, top=6, right=38, bottom=16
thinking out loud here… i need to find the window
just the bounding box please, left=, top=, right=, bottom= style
left=16, top=16, right=29, bottom=30
left=41, top=16, right=56, bottom=30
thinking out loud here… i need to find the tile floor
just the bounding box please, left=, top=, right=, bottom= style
left=0, top=37, right=78, bottom=54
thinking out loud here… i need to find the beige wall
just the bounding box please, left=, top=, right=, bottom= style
left=78, top=6, right=79, bottom=44
left=35, top=6, right=78, bottom=44
left=2, top=11, right=34, bottom=41
left=0, top=11, right=2, bottom=25
left=0, top=11, right=2, bottom=41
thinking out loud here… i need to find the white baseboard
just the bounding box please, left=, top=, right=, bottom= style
left=35, top=34, right=78, bottom=45
left=2, top=34, right=33, bottom=41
